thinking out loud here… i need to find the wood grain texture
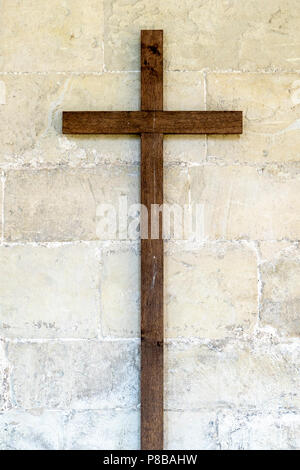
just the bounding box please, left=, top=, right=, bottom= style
left=141, top=134, right=164, bottom=450
left=63, top=110, right=243, bottom=135
left=141, top=30, right=163, bottom=111
left=141, top=29, right=164, bottom=451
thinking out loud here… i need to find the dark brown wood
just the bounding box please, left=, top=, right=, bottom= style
left=141, top=30, right=163, bottom=111
left=62, top=29, right=243, bottom=451
left=63, top=110, right=242, bottom=135
left=140, top=29, right=164, bottom=451
left=141, top=134, right=164, bottom=451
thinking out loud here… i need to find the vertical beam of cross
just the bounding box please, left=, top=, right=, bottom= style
left=140, top=30, right=164, bottom=450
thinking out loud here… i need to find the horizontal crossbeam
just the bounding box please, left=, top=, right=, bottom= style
left=63, top=110, right=242, bottom=135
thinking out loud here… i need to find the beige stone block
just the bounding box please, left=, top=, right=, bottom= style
left=7, top=340, right=139, bottom=409
left=0, top=244, right=101, bottom=338
left=4, top=166, right=139, bottom=242
left=165, top=243, right=257, bottom=339
left=64, top=410, right=139, bottom=450
left=104, top=0, right=300, bottom=72
left=217, top=409, right=300, bottom=450
left=101, top=247, right=140, bottom=338
left=0, top=410, right=64, bottom=450
left=0, top=74, right=141, bottom=168
left=167, top=408, right=300, bottom=450
left=0, top=0, right=103, bottom=72
left=259, top=240, right=294, bottom=262
left=207, top=73, right=300, bottom=163
left=165, top=410, right=218, bottom=450
left=166, top=165, right=300, bottom=240
left=260, top=242, right=300, bottom=336
left=0, top=342, right=10, bottom=411
left=164, top=166, right=190, bottom=207
left=165, top=72, right=205, bottom=111
left=164, top=72, right=206, bottom=163
left=166, top=339, right=300, bottom=411
left=63, top=73, right=139, bottom=111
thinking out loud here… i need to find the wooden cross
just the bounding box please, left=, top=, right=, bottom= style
left=63, top=30, right=242, bottom=450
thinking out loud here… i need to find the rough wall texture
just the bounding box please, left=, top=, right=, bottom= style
left=1, top=0, right=300, bottom=450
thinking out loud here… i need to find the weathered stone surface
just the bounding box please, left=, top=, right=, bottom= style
left=166, top=165, right=300, bottom=240
left=64, top=410, right=139, bottom=450
left=166, top=407, right=300, bottom=450
left=260, top=242, right=300, bottom=336
left=7, top=340, right=139, bottom=409
left=101, top=247, right=140, bottom=338
left=165, top=166, right=190, bottom=207
left=207, top=73, right=300, bottom=163
left=104, top=0, right=300, bottom=72
left=0, top=244, right=100, bottom=339
left=0, top=342, right=10, bottom=411
left=0, top=409, right=64, bottom=450
left=4, top=166, right=139, bottom=242
left=165, top=410, right=218, bottom=450
left=165, top=72, right=205, bottom=110
left=217, top=408, right=300, bottom=450
left=164, top=71, right=206, bottom=164
left=166, top=339, right=300, bottom=411
left=165, top=243, right=257, bottom=339
left=0, top=0, right=103, bottom=72
left=0, top=74, right=140, bottom=168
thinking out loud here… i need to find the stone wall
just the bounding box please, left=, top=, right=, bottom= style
left=1, top=0, right=300, bottom=450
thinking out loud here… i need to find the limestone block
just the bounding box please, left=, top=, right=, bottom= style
left=217, top=408, right=300, bottom=450
left=164, top=166, right=190, bottom=207
left=0, top=74, right=140, bottom=168
left=64, top=410, right=139, bottom=450
left=7, top=340, right=139, bottom=409
left=4, top=166, right=139, bottom=242
left=165, top=410, right=218, bottom=450
left=207, top=73, right=300, bottom=163
left=0, top=0, right=103, bottom=72
left=101, top=247, right=140, bottom=338
left=0, top=409, right=64, bottom=450
left=104, top=0, right=300, bottom=72
left=164, top=72, right=206, bottom=164
left=167, top=407, right=300, bottom=450
left=166, top=339, right=300, bottom=411
left=0, top=244, right=101, bottom=339
left=165, top=243, right=257, bottom=339
left=166, top=165, right=300, bottom=240
left=259, top=240, right=294, bottom=261
left=260, top=242, right=300, bottom=336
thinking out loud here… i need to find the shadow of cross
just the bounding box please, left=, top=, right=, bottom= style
left=63, top=30, right=243, bottom=450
